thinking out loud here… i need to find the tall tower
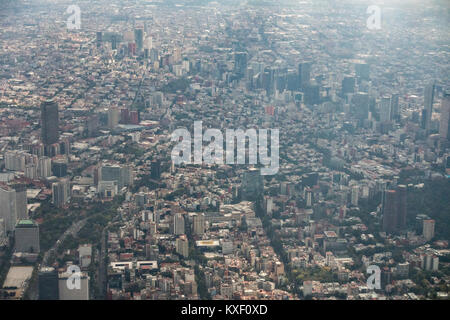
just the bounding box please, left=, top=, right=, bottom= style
left=134, top=27, right=144, bottom=52
left=439, top=92, right=450, bottom=141
left=382, top=190, right=397, bottom=234
left=0, top=184, right=17, bottom=233
left=380, top=96, right=392, bottom=123
left=242, top=168, right=264, bottom=201
left=193, top=213, right=205, bottom=236
left=422, top=81, right=435, bottom=135
left=40, top=99, right=59, bottom=146
left=173, top=213, right=185, bottom=235
left=11, top=183, right=28, bottom=220
left=234, top=52, right=248, bottom=79
left=298, top=61, right=312, bottom=89
left=396, top=185, right=407, bottom=230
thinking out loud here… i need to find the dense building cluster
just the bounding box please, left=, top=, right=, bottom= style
left=0, top=0, right=449, bottom=300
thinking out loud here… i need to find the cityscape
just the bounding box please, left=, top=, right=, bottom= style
left=0, top=0, right=449, bottom=302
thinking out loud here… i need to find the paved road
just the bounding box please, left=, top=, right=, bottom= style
left=41, top=218, right=88, bottom=267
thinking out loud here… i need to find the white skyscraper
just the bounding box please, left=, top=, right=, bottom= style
left=351, top=186, right=359, bottom=206
left=423, top=219, right=435, bottom=242
left=193, top=213, right=205, bottom=236
left=0, top=184, right=18, bottom=233
left=173, top=213, right=185, bottom=235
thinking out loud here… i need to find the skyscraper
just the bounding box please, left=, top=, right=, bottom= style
left=193, top=213, right=205, bottom=236
left=298, top=61, right=312, bottom=89
left=242, top=168, right=264, bottom=201
left=234, top=52, right=248, bottom=79
left=52, top=178, right=71, bottom=208
left=40, top=99, right=59, bottom=146
left=382, top=190, right=397, bottom=234
left=11, top=183, right=27, bottom=220
left=99, top=163, right=133, bottom=189
left=439, top=92, right=450, bottom=141
left=0, top=184, right=17, bottom=233
left=176, top=235, right=189, bottom=258
left=303, top=83, right=320, bottom=106
left=382, top=185, right=408, bottom=234
left=14, top=219, right=40, bottom=253
left=134, top=27, right=144, bottom=51
left=351, top=92, right=369, bottom=121
left=390, top=93, right=400, bottom=122
left=341, top=76, right=356, bottom=96
left=380, top=96, right=392, bottom=123
left=423, top=219, right=435, bottom=242
left=151, top=159, right=161, bottom=180
left=396, top=185, right=407, bottom=230
left=39, top=267, right=59, bottom=300
left=173, top=213, right=185, bottom=235
left=108, top=107, right=120, bottom=129
left=422, top=82, right=435, bottom=135
left=355, top=62, right=370, bottom=81
left=96, top=31, right=103, bottom=49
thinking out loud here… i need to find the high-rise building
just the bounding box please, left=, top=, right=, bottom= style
left=39, top=267, right=59, bottom=300
left=52, top=178, right=71, bottom=208
left=303, top=83, right=320, bottom=106
left=96, top=31, right=102, bottom=48
left=351, top=92, right=370, bottom=121
left=0, top=184, right=17, bottom=233
left=396, top=185, right=407, bottom=229
left=382, top=190, right=397, bottom=234
left=134, top=27, right=144, bottom=51
left=422, top=82, right=435, bottom=135
left=355, top=62, right=370, bottom=80
left=439, top=92, right=450, bottom=141
left=176, top=235, right=189, bottom=258
left=193, top=213, right=205, bottom=236
left=298, top=62, right=312, bottom=89
left=11, top=183, right=27, bottom=220
left=423, top=219, right=435, bottom=242
left=14, top=219, right=39, bottom=253
left=40, top=99, right=59, bottom=146
left=234, top=52, right=248, bottom=79
left=173, top=213, right=185, bottom=235
left=382, top=185, right=407, bottom=233
left=351, top=186, right=359, bottom=206
left=38, top=156, right=52, bottom=178
left=52, top=157, right=68, bottom=177
left=151, top=159, right=161, bottom=180
left=99, top=163, right=133, bottom=189
left=87, top=114, right=100, bottom=137
left=108, top=107, right=120, bottom=129
left=242, top=168, right=264, bottom=201
left=380, top=96, right=392, bottom=123
left=341, top=76, right=356, bottom=96
left=390, top=93, right=400, bottom=122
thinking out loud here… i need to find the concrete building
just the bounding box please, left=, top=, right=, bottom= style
left=40, top=99, right=59, bottom=146
left=193, top=213, right=205, bottom=236
left=176, top=235, right=189, bottom=258
left=14, top=219, right=39, bottom=253
left=0, top=184, right=17, bottom=233
left=52, top=178, right=71, bottom=208
left=423, top=219, right=435, bottom=242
